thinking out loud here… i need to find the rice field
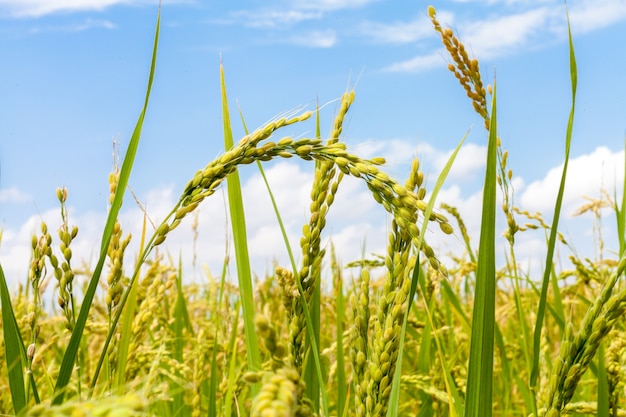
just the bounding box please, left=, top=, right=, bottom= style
left=1, top=5, right=625, bottom=417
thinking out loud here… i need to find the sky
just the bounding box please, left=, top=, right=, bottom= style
left=1, top=0, right=625, bottom=291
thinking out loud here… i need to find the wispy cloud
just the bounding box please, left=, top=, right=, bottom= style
left=382, top=52, right=443, bottom=73
left=226, top=0, right=378, bottom=29
left=461, top=7, right=552, bottom=58
left=0, top=187, right=31, bottom=203
left=228, top=9, right=323, bottom=29
left=520, top=146, right=624, bottom=215
left=0, top=0, right=187, bottom=18
left=359, top=11, right=454, bottom=44
left=285, top=29, right=337, bottom=48
left=0, top=0, right=125, bottom=18
left=293, top=0, right=379, bottom=12
left=381, top=0, right=626, bottom=73
left=567, top=0, right=626, bottom=34
left=28, top=18, right=117, bottom=33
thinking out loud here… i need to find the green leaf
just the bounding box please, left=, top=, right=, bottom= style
left=53, top=8, right=160, bottom=404
left=464, top=83, right=498, bottom=417
left=530, top=7, right=577, bottom=398
left=0, top=264, right=27, bottom=414
left=220, top=62, right=262, bottom=390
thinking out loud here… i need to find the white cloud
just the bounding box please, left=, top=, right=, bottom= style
left=384, top=0, right=626, bottom=73
left=519, top=146, right=624, bottom=215
left=229, top=9, right=323, bottom=29
left=429, top=142, right=487, bottom=182
left=0, top=0, right=126, bottom=18
left=567, top=0, right=626, bottom=34
left=285, top=29, right=337, bottom=48
left=292, top=0, right=379, bottom=12
left=358, top=12, right=453, bottom=44
left=28, top=18, right=117, bottom=33
left=461, top=7, right=553, bottom=59
left=0, top=0, right=186, bottom=18
left=227, top=0, right=377, bottom=30
left=0, top=187, right=31, bottom=203
left=383, top=52, right=444, bottom=73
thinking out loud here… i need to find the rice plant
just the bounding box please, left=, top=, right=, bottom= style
left=1, top=3, right=625, bottom=417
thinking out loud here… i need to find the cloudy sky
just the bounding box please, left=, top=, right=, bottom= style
left=1, top=0, right=625, bottom=290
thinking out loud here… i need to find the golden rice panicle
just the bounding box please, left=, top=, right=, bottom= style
left=125, top=265, right=175, bottom=381
left=180, top=111, right=312, bottom=211
left=329, top=90, right=355, bottom=143
left=105, top=170, right=132, bottom=316
left=428, top=5, right=489, bottom=128
left=250, top=368, right=306, bottom=417
left=496, top=148, right=520, bottom=246
left=349, top=268, right=370, bottom=417
left=288, top=96, right=354, bottom=373
left=276, top=266, right=299, bottom=310
left=256, top=308, right=288, bottom=368
left=191, top=328, right=209, bottom=417
left=250, top=311, right=312, bottom=417
left=152, top=111, right=313, bottom=248
left=54, top=186, right=79, bottom=331
left=606, top=331, right=626, bottom=415
left=360, top=213, right=415, bottom=416
left=25, top=394, right=148, bottom=417
left=26, top=222, right=49, bottom=376
left=546, top=256, right=626, bottom=413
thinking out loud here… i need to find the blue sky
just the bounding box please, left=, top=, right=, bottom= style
left=1, top=0, right=625, bottom=287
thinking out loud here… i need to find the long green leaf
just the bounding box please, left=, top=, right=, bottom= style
left=530, top=8, right=577, bottom=396
left=172, top=255, right=191, bottom=417
left=615, top=137, right=626, bottom=255
left=220, top=62, right=262, bottom=390
left=464, top=83, right=498, bottom=417
left=0, top=264, right=27, bottom=414
left=52, top=9, right=160, bottom=404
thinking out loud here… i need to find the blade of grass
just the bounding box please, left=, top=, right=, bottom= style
left=219, top=61, right=262, bottom=392
left=172, top=255, right=192, bottom=417
left=388, top=131, right=469, bottom=417
left=209, top=245, right=231, bottom=416
left=223, top=302, right=241, bottom=417
left=530, top=7, right=577, bottom=401
left=464, top=81, right=498, bottom=417
left=53, top=7, right=160, bottom=404
left=0, top=263, right=27, bottom=414
left=615, top=137, right=626, bottom=255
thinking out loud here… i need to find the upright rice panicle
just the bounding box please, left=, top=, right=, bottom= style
left=350, top=267, right=371, bottom=417
left=289, top=91, right=353, bottom=372
left=53, top=187, right=79, bottom=331
left=26, top=222, right=50, bottom=376
left=105, top=169, right=132, bottom=318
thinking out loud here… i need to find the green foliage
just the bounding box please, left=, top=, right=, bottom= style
left=1, top=4, right=625, bottom=417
